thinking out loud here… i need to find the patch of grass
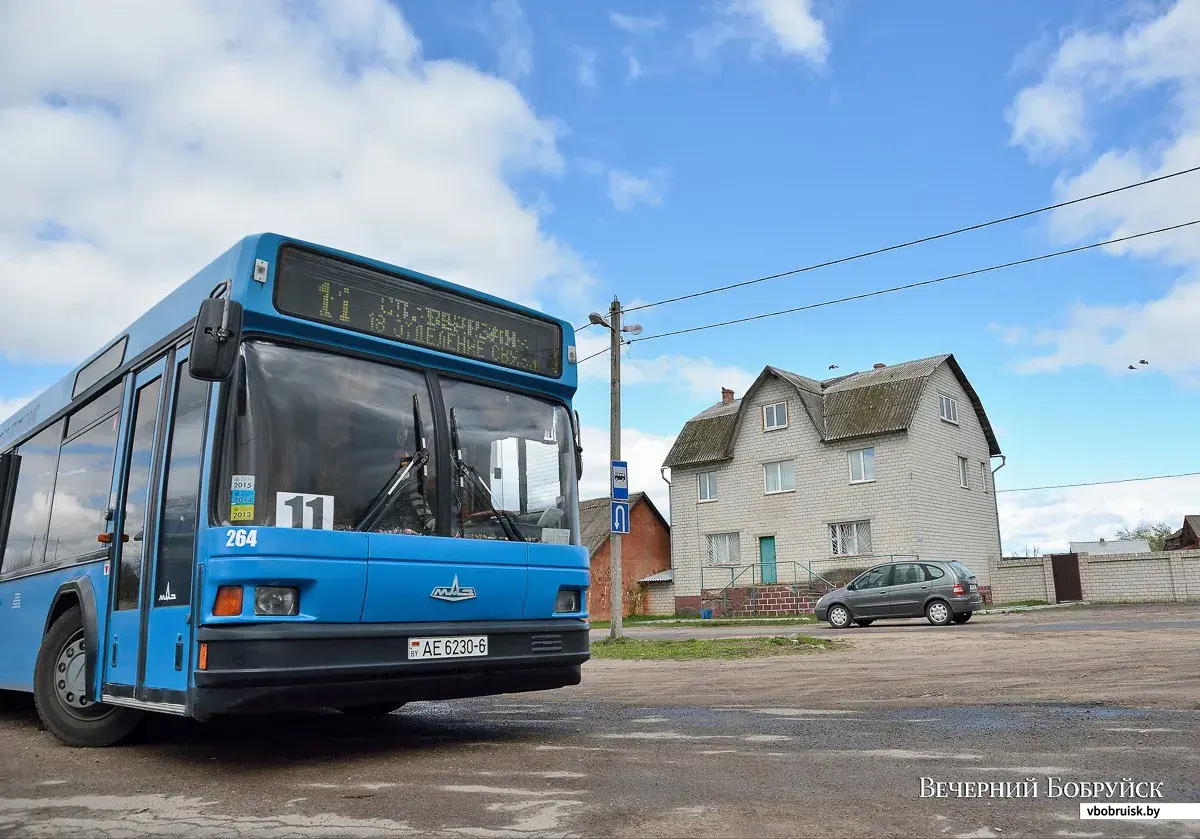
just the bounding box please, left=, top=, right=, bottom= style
left=589, top=615, right=817, bottom=629
left=589, top=634, right=837, bottom=661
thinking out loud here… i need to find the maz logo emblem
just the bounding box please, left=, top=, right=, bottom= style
left=430, top=576, right=477, bottom=603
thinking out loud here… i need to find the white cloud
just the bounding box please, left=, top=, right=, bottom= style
left=575, top=47, right=598, bottom=88
left=491, top=0, right=534, bottom=82
left=610, top=12, right=667, bottom=34
left=1001, top=0, right=1200, bottom=383
left=1006, top=82, right=1088, bottom=156
left=1007, top=0, right=1200, bottom=156
left=0, top=0, right=593, bottom=364
left=624, top=46, right=644, bottom=82
left=998, top=475, right=1200, bottom=555
left=692, top=0, right=829, bottom=67
left=1013, top=272, right=1200, bottom=383
left=574, top=327, right=757, bottom=403
left=0, top=394, right=35, bottom=423
left=579, top=424, right=676, bottom=518
left=607, top=169, right=666, bottom=211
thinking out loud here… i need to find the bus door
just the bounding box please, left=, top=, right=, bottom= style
left=103, top=355, right=168, bottom=699
left=141, top=345, right=209, bottom=702
left=103, top=345, right=208, bottom=708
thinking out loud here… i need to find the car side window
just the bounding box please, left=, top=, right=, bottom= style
left=891, top=563, right=924, bottom=585
left=923, top=564, right=945, bottom=580
left=851, top=566, right=890, bottom=590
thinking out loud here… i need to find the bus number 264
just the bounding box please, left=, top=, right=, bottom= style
left=225, top=529, right=259, bottom=548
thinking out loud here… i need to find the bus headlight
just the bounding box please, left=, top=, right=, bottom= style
left=554, top=588, right=580, bottom=614
left=254, top=586, right=299, bottom=616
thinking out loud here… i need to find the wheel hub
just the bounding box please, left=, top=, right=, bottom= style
left=930, top=603, right=948, bottom=623
left=54, top=632, right=112, bottom=721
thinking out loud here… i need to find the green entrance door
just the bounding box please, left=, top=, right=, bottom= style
left=759, top=536, right=777, bottom=584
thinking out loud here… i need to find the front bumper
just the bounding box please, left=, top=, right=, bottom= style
left=191, top=619, right=589, bottom=718
left=814, top=604, right=830, bottom=621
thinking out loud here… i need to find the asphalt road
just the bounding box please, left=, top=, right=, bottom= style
left=0, top=604, right=1197, bottom=838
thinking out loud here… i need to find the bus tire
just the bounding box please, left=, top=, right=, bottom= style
left=34, top=606, right=143, bottom=747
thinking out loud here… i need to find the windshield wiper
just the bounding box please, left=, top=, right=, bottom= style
left=355, top=394, right=435, bottom=533
left=449, top=407, right=525, bottom=542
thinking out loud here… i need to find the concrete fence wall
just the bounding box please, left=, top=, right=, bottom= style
left=989, top=549, right=1200, bottom=604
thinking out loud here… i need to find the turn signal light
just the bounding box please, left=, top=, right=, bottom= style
left=213, top=586, right=244, bottom=616
left=198, top=642, right=208, bottom=670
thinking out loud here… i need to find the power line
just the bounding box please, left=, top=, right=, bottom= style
left=620, top=218, right=1200, bottom=345
left=577, top=346, right=613, bottom=364
left=997, top=471, right=1200, bottom=493
left=623, top=164, right=1200, bottom=314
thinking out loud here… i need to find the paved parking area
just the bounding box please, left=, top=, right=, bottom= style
left=0, top=604, right=1197, bottom=838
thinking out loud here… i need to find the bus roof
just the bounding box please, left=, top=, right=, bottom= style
left=1, top=233, right=579, bottom=451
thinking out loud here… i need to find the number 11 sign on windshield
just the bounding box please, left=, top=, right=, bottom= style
left=610, top=460, right=629, bottom=534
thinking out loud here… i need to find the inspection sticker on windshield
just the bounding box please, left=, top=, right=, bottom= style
left=231, top=475, right=255, bottom=521
left=408, top=636, right=488, bottom=660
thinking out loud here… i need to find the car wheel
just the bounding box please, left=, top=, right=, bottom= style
left=854, top=619, right=874, bottom=627
left=952, top=612, right=972, bottom=624
left=34, top=606, right=143, bottom=747
left=339, top=703, right=406, bottom=718
left=827, top=604, right=852, bottom=629
left=925, top=600, right=952, bottom=627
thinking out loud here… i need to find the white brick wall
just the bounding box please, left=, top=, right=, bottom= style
left=669, top=364, right=1003, bottom=598
left=904, top=365, right=1002, bottom=585
left=646, top=583, right=675, bottom=615
left=990, top=549, right=1200, bottom=603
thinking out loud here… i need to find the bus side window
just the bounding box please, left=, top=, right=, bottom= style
left=0, top=450, right=17, bottom=568
left=0, top=421, right=65, bottom=576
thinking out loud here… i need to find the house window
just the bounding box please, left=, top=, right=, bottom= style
left=763, top=459, right=795, bottom=494
left=698, top=471, right=718, bottom=502
left=939, top=394, right=959, bottom=424
left=763, top=402, right=788, bottom=431
left=958, top=456, right=969, bottom=489
left=980, top=462, right=989, bottom=493
left=706, top=532, right=741, bottom=565
left=830, top=521, right=872, bottom=557
left=848, top=447, right=876, bottom=483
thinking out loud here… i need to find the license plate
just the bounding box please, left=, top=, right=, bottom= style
left=969, top=583, right=978, bottom=592
left=408, top=635, right=488, bottom=660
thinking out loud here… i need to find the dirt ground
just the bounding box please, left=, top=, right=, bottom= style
left=0, top=603, right=1197, bottom=838
left=573, top=603, right=1200, bottom=711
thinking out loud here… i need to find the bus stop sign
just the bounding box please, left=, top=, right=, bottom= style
left=611, top=460, right=629, bottom=501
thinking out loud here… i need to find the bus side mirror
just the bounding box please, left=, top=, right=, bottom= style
left=189, top=297, right=244, bottom=381
left=573, top=410, right=584, bottom=477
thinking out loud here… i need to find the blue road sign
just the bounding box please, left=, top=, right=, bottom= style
left=611, top=460, right=629, bottom=501
left=610, top=500, right=630, bottom=534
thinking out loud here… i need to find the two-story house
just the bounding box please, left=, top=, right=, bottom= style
left=662, top=354, right=1003, bottom=614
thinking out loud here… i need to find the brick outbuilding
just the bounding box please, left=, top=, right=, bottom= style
left=579, top=492, right=672, bottom=620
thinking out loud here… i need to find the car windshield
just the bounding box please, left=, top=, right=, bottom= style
left=216, top=341, right=440, bottom=534
left=441, top=377, right=578, bottom=544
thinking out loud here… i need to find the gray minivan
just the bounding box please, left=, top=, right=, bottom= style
left=814, top=560, right=983, bottom=628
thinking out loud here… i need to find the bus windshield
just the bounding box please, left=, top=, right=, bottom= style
left=215, top=341, right=578, bottom=543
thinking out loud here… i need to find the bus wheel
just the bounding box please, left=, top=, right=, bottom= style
left=34, top=606, right=143, bottom=747
left=339, top=703, right=405, bottom=718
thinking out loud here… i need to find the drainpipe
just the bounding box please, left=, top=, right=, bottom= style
left=660, top=467, right=672, bottom=571
left=989, top=455, right=1008, bottom=600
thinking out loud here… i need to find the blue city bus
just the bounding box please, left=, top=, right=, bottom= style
left=0, top=234, right=590, bottom=746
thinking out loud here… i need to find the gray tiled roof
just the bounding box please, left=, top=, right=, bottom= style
left=578, top=492, right=669, bottom=557
left=662, top=353, right=1000, bottom=469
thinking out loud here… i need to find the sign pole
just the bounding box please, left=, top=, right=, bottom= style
left=609, top=296, right=623, bottom=640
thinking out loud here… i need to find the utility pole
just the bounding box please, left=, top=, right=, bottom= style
left=608, top=295, right=623, bottom=640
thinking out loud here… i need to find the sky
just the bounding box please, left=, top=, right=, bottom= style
left=1, top=0, right=1198, bottom=555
